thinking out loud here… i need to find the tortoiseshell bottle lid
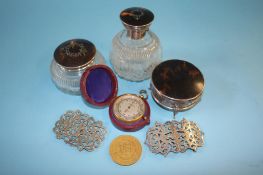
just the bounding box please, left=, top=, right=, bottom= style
left=152, top=59, right=205, bottom=100
left=120, top=7, right=154, bottom=26
left=120, top=7, right=154, bottom=39
left=54, top=39, right=96, bottom=70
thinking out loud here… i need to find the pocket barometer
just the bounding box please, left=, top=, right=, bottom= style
left=109, top=90, right=150, bottom=131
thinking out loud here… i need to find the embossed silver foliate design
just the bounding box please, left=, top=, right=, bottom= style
left=145, top=119, right=204, bottom=156
left=53, top=110, right=106, bottom=151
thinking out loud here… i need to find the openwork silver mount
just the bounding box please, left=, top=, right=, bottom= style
left=53, top=110, right=107, bottom=152
left=145, top=118, right=204, bottom=156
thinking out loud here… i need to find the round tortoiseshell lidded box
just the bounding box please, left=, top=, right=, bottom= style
left=150, top=59, right=205, bottom=112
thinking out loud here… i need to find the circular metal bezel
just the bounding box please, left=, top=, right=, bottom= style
left=151, top=84, right=202, bottom=111
left=112, top=94, right=146, bottom=123
left=109, top=94, right=150, bottom=131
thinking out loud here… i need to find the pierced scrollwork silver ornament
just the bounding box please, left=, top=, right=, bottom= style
left=53, top=110, right=107, bottom=152
left=145, top=118, right=204, bottom=156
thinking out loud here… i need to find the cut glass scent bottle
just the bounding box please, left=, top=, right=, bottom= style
left=110, top=7, right=162, bottom=81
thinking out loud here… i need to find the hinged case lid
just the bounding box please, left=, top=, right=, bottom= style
left=80, top=65, right=118, bottom=107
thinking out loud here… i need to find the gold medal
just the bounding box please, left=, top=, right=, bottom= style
left=109, top=135, right=142, bottom=166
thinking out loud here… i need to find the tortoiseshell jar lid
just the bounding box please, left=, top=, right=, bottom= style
left=80, top=65, right=118, bottom=107
left=54, top=39, right=96, bottom=70
left=51, top=39, right=105, bottom=95
left=151, top=59, right=205, bottom=111
left=120, top=7, right=154, bottom=26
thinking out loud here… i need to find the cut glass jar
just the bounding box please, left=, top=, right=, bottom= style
left=50, top=39, right=105, bottom=95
